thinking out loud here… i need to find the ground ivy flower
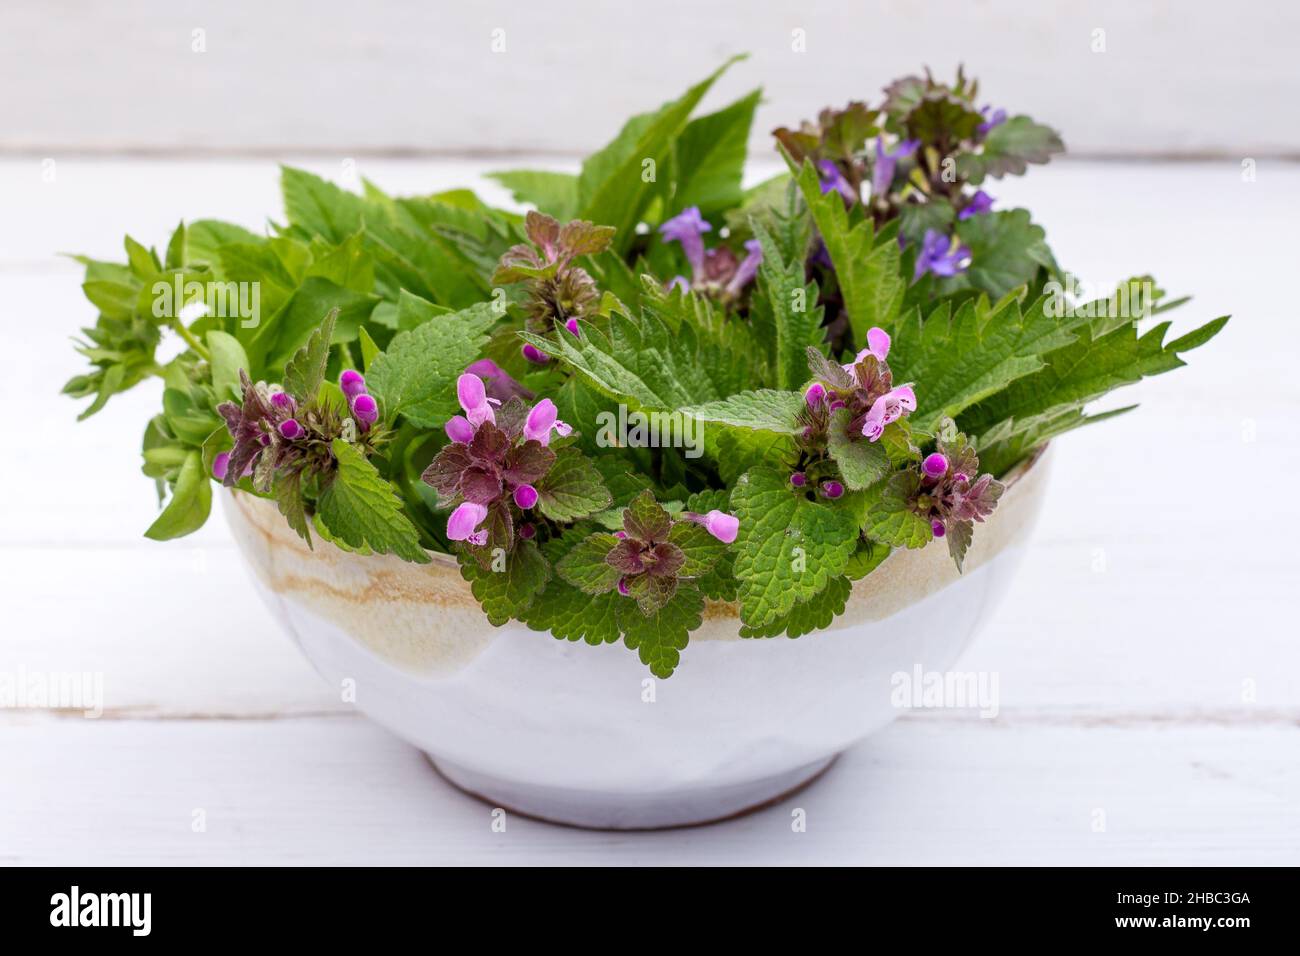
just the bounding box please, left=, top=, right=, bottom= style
left=958, top=189, right=995, bottom=221
left=725, top=239, right=763, bottom=296
left=914, top=229, right=972, bottom=279
left=659, top=206, right=711, bottom=278
left=871, top=137, right=920, bottom=198
left=817, top=159, right=857, bottom=205
left=977, top=106, right=1007, bottom=136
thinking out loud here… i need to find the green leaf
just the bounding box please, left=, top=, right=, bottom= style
left=793, top=159, right=904, bottom=342
left=748, top=219, right=827, bottom=390
left=888, top=293, right=1081, bottom=433
left=864, top=471, right=933, bottom=549
left=667, top=520, right=727, bottom=577
left=672, top=88, right=761, bottom=215
left=555, top=532, right=623, bottom=594
left=316, top=439, right=429, bottom=563
left=953, top=208, right=1056, bottom=299
left=958, top=116, right=1064, bottom=184
left=827, top=407, right=890, bottom=490
left=281, top=307, right=337, bottom=402
left=578, top=56, right=744, bottom=255
left=144, top=451, right=212, bottom=540
left=76, top=363, right=125, bottom=421
left=681, top=389, right=806, bottom=435
left=274, top=469, right=311, bottom=545
left=206, top=330, right=249, bottom=402
left=739, top=575, right=851, bottom=638
left=457, top=541, right=551, bottom=626
left=535, top=446, right=612, bottom=522
left=845, top=540, right=891, bottom=580
left=486, top=170, right=578, bottom=220
left=617, top=584, right=704, bottom=678
left=730, top=466, right=860, bottom=628
left=366, top=298, right=498, bottom=427
left=524, top=581, right=623, bottom=646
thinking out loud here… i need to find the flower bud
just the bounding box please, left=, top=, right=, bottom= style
left=352, top=394, right=379, bottom=426
left=617, top=577, right=630, bottom=597
left=513, top=483, right=539, bottom=510
left=922, top=453, right=949, bottom=479
left=931, top=519, right=946, bottom=538
left=790, top=471, right=807, bottom=488
left=522, top=343, right=550, bottom=364
left=444, top=415, right=474, bottom=444
left=518, top=522, right=536, bottom=540
left=270, top=391, right=296, bottom=412
left=212, top=451, right=231, bottom=480
left=340, top=369, right=367, bottom=398
left=564, top=317, right=581, bottom=337
left=703, top=509, right=739, bottom=544
left=805, top=382, right=826, bottom=406
left=819, top=480, right=845, bottom=500
left=278, top=419, right=304, bottom=440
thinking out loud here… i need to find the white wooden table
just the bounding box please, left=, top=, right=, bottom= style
left=2, top=158, right=1296, bottom=865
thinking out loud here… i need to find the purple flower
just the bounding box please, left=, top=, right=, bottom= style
left=339, top=370, right=367, bottom=399
left=521, top=343, right=551, bottom=365
left=659, top=206, right=712, bottom=278
left=666, top=275, right=691, bottom=293
left=790, top=471, right=807, bottom=488
left=351, top=394, right=378, bottom=426
left=914, top=229, right=971, bottom=280
left=447, top=501, right=489, bottom=545
left=513, top=483, right=539, bottom=510
left=977, top=107, right=1007, bottom=137
left=819, top=480, right=845, bottom=500
left=958, top=190, right=995, bottom=221
left=270, top=391, right=296, bottom=412
left=212, top=451, right=231, bottom=480
left=931, top=519, right=947, bottom=538
left=457, top=372, right=496, bottom=428
left=805, top=382, right=827, bottom=406
left=518, top=522, right=536, bottom=540
left=872, top=137, right=920, bottom=198
left=444, top=415, right=475, bottom=444
left=817, top=159, right=858, bottom=205
left=617, top=577, right=630, bottom=597
left=725, top=239, right=763, bottom=295
left=861, top=385, right=917, bottom=442
left=278, top=418, right=303, bottom=440
left=464, top=358, right=532, bottom=404
left=523, top=398, right=571, bottom=446
left=923, top=452, right=949, bottom=479
left=848, top=326, right=892, bottom=369
left=564, top=317, right=581, bottom=337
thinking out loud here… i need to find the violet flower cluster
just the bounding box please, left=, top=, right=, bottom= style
left=658, top=205, right=762, bottom=300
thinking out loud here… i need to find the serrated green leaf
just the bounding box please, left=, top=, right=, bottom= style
left=486, top=170, right=578, bottom=220
left=457, top=541, right=550, bottom=626
left=826, top=407, right=890, bottom=489
left=672, top=88, right=761, bottom=215
left=555, top=532, right=623, bottom=594
left=864, top=471, right=932, bottom=549
left=748, top=219, right=827, bottom=390
left=958, top=116, right=1064, bottom=184
left=739, top=575, right=851, bottom=638
left=617, top=584, right=704, bottom=678
left=535, top=446, right=612, bottom=522
left=281, top=307, right=337, bottom=402
left=206, top=330, right=249, bottom=402
left=524, top=580, right=622, bottom=645
left=316, top=439, right=429, bottom=562
left=667, top=520, right=726, bottom=577
left=731, top=466, right=860, bottom=628
left=682, top=388, right=806, bottom=435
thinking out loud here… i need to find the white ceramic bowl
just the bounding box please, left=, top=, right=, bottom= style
left=224, top=449, right=1050, bottom=828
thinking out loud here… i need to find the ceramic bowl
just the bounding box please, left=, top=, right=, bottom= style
left=223, top=448, right=1050, bottom=829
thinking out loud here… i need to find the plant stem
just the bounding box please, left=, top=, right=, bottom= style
left=169, top=319, right=210, bottom=361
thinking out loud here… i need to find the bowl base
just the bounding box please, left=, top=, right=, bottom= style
left=428, top=753, right=839, bottom=831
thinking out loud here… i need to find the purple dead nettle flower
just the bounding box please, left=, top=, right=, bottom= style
left=871, top=137, right=920, bottom=199
left=914, top=228, right=972, bottom=280
left=681, top=508, right=740, bottom=544
left=817, top=159, right=858, bottom=205
left=802, top=325, right=917, bottom=445
left=909, top=420, right=1005, bottom=568
left=464, top=358, right=533, bottom=405
left=422, top=388, right=571, bottom=555
left=958, top=190, right=995, bottom=221
left=333, top=369, right=377, bottom=430
left=977, top=106, right=1007, bottom=137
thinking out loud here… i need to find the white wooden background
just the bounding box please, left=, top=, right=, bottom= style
left=1, top=155, right=1296, bottom=864
left=2, top=0, right=1299, bottom=158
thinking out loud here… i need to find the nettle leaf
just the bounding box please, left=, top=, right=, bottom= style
left=618, top=584, right=705, bottom=678
left=525, top=581, right=623, bottom=646
left=367, top=297, right=498, bottom=427
left=623, top=489, right=672, bottom=541
left=682, top=389, right=805, bottom=435
left=739, top=575, right=851, bottom=639
left=827, top=407, right=890, bottom=490
left=274, top=469, right=311, bottom=546
left=865, top=471, right=932, bottom=550
left=639, top=279, right=767, bottom=397
left=316, top=439, right=429, bottom=563
left=953, top=208, right=1056, bottom=299
left=684, top=488, right=738, bottom=600
left=535, top=447, right=612, bottom=522
left=144, top=450, right=212, bottom=541
left=793, top=159, right=904, bottom=342
left=282, top=308, right=338, bottom=402
left=888, top=293, right=1080, bottom=433
left=959, top=116, right=1064, bottom=184
left=672, top=88, right=761, bottom=216
left=730, top=467, right=860, bottom=629
left=748, top=219, right=827, bottom=390
left=667, top=521, right=726, bottom=577
left=555, top=532, right=623, bottom=594
left=458, top=540, right=550, bottom=626
left=486, top=170, right=579, bottom=220
left=578, top=56, right=743, bottom=255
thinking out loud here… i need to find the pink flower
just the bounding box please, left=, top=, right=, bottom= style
left=351, top=394, right=378, bottom=426
left=805, top=382, right=827, bottom=406
left=523, top=398, right=571, bottom=445
left=861, top=384, right=917, bottom=442
left=444, top=415, right=475, bottom=444
left=457, top=372, right=496, bottom=428
left=702, top=510, right=739, bottom=544
left=339, top=370, right=367, bottom=399
left=564, top=317, right=581, bottom=337
left=447, top=501, right=489, bottom=544
left=848, top=326, right=892, bottom=370
left=922, top=452, right=949, bottom=479
left=212, top=451, right=231, bottom=480
left=522, top=343, right=551, bottom=365
left=513, top=484, right=539, bottom=509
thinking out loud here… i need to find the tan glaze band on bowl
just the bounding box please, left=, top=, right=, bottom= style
left=224, top=445, right=1050, bottom=675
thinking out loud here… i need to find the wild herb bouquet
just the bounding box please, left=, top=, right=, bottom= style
left=66, top=59, right=1225, bottom=677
